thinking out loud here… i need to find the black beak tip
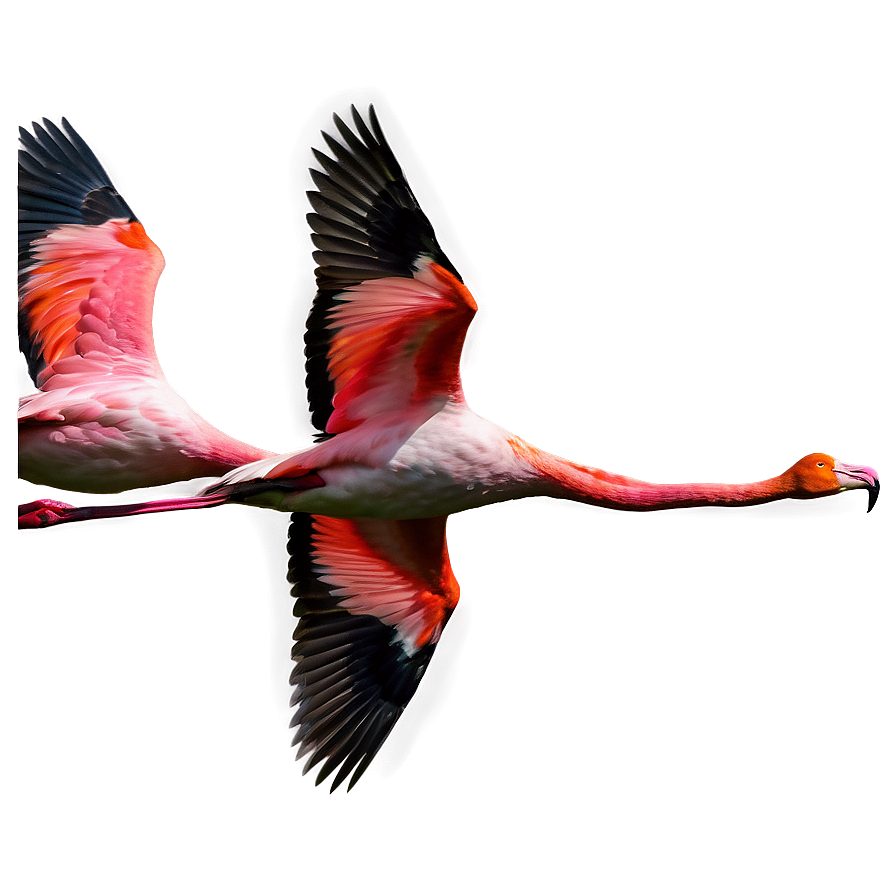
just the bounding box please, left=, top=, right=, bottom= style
left=867, top=480, right=880, bottom=513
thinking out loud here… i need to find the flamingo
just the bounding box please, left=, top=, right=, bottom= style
left=17, top=118, right=274, bottom=497
left=19, top=106, right=880, bottom=792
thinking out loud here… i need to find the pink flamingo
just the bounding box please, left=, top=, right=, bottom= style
left=17, top=118, right=274, bottom=497
left=19, top=107, right=880, bottom=791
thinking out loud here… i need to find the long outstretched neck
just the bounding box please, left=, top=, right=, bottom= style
left=532, top=452, right=794, bottom=511
left=198, top=428, right=278, bottom=472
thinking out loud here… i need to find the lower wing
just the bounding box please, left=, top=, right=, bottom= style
left=286, top=513, right=459, bottom=791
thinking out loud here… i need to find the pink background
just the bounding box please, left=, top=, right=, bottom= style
left=8, top=3, right=894, bottom=893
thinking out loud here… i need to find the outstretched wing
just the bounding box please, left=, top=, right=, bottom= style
left=305, top=105, right=477, bottom=438
left=286, top=512, right=459, bottom=792
left=18, top=119, right=165, bottom=389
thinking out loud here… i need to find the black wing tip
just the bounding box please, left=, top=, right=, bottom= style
left=313, top=104, right=460, bottom=278
left=18, top=117, right=138, bottom=231
left=330, top=105, right=376, bottom=152
left=293, top=702, right=396, bottom=794
left=287, top=619, right=435, bottom=793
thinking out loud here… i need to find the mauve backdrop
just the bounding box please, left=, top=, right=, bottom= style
left=7, top=2, right=894, bottom=893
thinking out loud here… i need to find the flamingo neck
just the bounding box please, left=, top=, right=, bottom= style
left=530, top=451, right=792, bottom=511
left=194, top=428, right=276, bottom=472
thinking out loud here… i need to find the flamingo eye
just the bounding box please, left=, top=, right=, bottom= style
left=817, top=462, right=825, bottom=467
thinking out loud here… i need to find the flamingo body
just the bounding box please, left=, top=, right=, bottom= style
left=19, top=372, right=262, bottom=492
left=18, top=119, right=273, bottom=492
left=218, top=399, right=538, bottom=518
left=18, top=108, right=880, bottom=791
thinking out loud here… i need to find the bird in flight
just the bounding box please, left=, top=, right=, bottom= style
left=18, top=107, right=880, bottom=791
left=17, top=118, right=274, bottom=495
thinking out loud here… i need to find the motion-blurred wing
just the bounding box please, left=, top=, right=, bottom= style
left=18, top=119, right=165, bottom=389
left=305, top=105, right=477, bottom=437
left=286, top=512, right=459, bottom=791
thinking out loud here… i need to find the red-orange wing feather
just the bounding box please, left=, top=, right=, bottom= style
left=18, top=119, right=164, bottom=389
left=304, top=106, right=477, bottom=437
left=322, top=262, right=477, bottom=432
left=286, top=512, right=459, bottom=791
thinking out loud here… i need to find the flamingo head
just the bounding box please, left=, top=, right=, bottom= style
left=786, top=453, right=880, bottom=512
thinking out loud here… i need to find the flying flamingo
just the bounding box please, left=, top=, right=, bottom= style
left=17, top=118, right=274, bottom=499
left=19, top=107, right=880, bottom=792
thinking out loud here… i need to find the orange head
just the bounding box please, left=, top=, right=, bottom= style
left=785, top=453, right=880, bottom=512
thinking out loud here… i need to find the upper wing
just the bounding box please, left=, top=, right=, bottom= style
left=286, top=512, right=459, bottom=792
left=18, top=119, right=165, bottom=389
left=305, top=105, right=477, bottom=438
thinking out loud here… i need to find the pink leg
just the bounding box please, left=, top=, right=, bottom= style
left=18, top=494, right=230, bottom=529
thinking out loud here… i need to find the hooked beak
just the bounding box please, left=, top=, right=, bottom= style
left=833, top=460, right=880, bottom=512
